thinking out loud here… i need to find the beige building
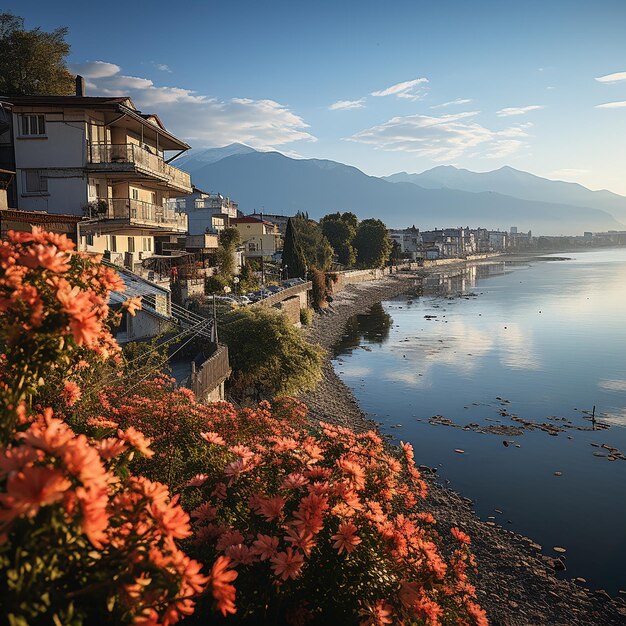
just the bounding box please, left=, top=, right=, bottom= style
left=0, top=84, right=191, bottom=272
left=230, top=216, right=281, bottom=259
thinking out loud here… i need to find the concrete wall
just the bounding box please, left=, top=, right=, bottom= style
left=126, top=309, right=171, bottom=341
left=275, top=295, right=302, bottom=327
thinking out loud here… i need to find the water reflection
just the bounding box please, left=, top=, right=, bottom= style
left=333, top=302, right=392, bottom=355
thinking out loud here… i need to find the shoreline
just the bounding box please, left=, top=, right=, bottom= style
left=300, top=262, right=626, bottom=626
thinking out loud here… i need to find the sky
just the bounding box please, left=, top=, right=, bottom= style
left=8, top=0, right=626, bottom=194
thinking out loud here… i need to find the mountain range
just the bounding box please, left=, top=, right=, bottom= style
left=173, top=144, right=626, bottom=235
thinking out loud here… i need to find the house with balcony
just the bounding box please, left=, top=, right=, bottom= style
left=0, top=80, right=191, bottom=272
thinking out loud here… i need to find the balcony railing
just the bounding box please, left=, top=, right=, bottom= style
left=87, top=143, right=192, bottom=193
left=88, top=198, right=188, bottom=232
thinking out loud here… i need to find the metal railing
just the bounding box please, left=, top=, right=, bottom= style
left=88, top=143, right=192, bottom=192
left=93, top=198, right=188, bottom=232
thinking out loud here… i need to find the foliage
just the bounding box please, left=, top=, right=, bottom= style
left=310, top=268, right=329, bottom=309
left=216, top=227, right=240, bottom=281
left=238, top=262, right=259, bottom=293
left=182, top=399, right=488, bottom=626
left=0, top=229, right=206, bottom=624
left=283, top=217, right=333, bottom=277
left=0, top=410, right=206, bottom=625
left=219, top=307, right=323, bottom=398
left=0, top=12, right=75, bottom=95
left=320, top=213, right=357, bottom=268
left=300, top=307, right=314, bottom=326
left=354, top=219, right=393, bottom=269
left=282, top=218, right=307, bottom=279
left=0, top=228, right=128, bottom=439
left=205, top=274, right=229, bottom=295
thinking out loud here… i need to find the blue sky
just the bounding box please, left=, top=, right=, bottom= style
left=9, top=0, right=626, bottom=193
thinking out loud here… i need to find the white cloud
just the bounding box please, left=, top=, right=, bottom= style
left=430, top=98, right=472, bottom=109
left=70, top=61, right=121, bottom=78
left=348, top=111, right=529, bottom=161
left=595, top=71, right=626, bottom=83
left=595, top=100, right=626, bottom=109
left=496, top=105, right=544, bottom=117
left=329, top=98, right=366, bottom=111
left=371, top=78, right=429, bottom=100
left=153, top=63, right=172, bottom=72
left=79, top=61, right=315, bottom=149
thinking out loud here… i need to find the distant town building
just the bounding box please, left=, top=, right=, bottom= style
left=230, top=215, right=281, bottom=259
left=249, top=211, right=290, bottom=236
left=169, top=187, right=238, bottom=234
left=388, top=226, right=423, bottom=258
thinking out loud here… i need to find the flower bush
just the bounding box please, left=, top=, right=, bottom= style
left=0, top=229, right=205, bottom=624
left=0, top=408, right=207, bottom=625
left=180, top=398, right=487, bottom=625
left=0, top=228, right=135, bottom=438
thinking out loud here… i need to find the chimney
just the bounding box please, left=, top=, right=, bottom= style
left=75, top=75, right=85, bottom=97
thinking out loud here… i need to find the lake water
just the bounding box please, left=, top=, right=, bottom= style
left=332, top=248, right=626, bottom=595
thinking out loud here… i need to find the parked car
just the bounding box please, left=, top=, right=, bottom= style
left=238, top=295, right=252, bottom=305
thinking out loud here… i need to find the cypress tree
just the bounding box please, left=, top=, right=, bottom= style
left=282, top=218, right=307, bottom=279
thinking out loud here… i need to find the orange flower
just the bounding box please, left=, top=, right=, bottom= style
left=257, top=495, right=286, bottom=522
left=209, top=556, right=238, bottom=616
left=358, top=600, right=394, bottom=626
left=251, top=533, right=279, bottom=561
left=122, top=296, right=142, bottom=317
left=118, top=427, right=154, bottom=458
left=271, top=548, right=304, bottom=581
left=0, top=466, right=71, bottom=522
left=451, top=527, right=471, bottom=545
left=200, top=431, right=226, bottom=445
left=61, top=380, right=81, bottom=407
left=331, top=522, right=362, bottom=555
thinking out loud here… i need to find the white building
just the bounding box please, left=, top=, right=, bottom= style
left=168, top=187, right=238, bottom=234
left=389, top=227, right=423, bottom=257
left=0, top=84, right=191, bottom=272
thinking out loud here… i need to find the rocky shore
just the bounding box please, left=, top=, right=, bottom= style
left=299, top=267, right=626, bottom=626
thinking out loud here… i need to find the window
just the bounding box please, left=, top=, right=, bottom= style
left=110, top=235, right=117, bottom=252
left=128, top=237, right=135, bottom=253
left=131, top=188, right=139, bottom=200
left=22, top=169, right=48, bottom=194
left=19, top=114, right=46, bottom=136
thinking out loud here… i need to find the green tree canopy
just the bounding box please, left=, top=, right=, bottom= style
left=354, top=218, right=392, bottom=268
left=0, top=12, right=74, bottom=95
left=220, top=306, right=323, bottom=397
left=320, top=213, right=357, bottom=267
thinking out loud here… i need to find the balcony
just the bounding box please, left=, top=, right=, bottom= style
left=88, top=198, right=188, bottom=233
left=87, top=143, right=192, bottom=194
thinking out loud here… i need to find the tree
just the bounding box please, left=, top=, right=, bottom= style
left=354, top=218, right=393, bottom=268
left=320, top=213, right=357, bottom=267
left=220, top=306, right=323, bottom=397
left=0, top=12, right=74, bottom=96
left=282, top=217, right=307, bottom=279
left=216, top=226, right=240, bottom=281
left=284, top=216, right=333, bottom=275
left=238, top=262, right=259, bottom=292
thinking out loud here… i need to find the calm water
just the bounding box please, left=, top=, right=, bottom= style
left=332, top=248, right=626, bottom=594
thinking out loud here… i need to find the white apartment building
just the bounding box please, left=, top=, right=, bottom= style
left=168, top=187, right=238, bottom=234
left=0, top=86, right=191, bottom=271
